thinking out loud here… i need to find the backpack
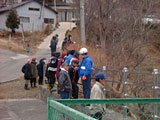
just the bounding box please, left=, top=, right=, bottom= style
left=21, top=64, right=26, bottom=73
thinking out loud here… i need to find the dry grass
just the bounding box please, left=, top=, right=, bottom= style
left=0, top=76, right=40, bottom=99
left=0, top=30, right=47, bottom=55
left=67, top=27, right=160, bottom=98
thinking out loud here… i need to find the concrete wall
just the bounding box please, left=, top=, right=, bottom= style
left=39, top=85, right=60, bottom=103
left=0, top=1, right=57, bottom=32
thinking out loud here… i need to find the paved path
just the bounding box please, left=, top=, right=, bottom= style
left=0, top=22, right=76, bottom=83
left=0, top=99, right=47, bottom=120
left=38, top=22, right=76, bottom=50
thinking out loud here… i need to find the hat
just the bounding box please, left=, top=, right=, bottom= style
left=61, top=62, right=69, bottom=66
left=95, top=72, right=108, bottom=80
left=32, top=58, right=36, bottom=62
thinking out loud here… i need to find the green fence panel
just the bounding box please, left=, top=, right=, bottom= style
left=48, top=98, right=160, bottom=120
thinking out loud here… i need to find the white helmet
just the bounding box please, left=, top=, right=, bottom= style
left=79, top=48, right=88, bottom=54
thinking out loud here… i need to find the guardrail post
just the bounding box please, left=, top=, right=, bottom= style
left=103, top=66, right=107, bottom=96
left=153, top=69, right=158, bottom=120
left=123, top=67, right=128, bottom=120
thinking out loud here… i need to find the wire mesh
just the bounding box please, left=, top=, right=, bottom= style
left=48, top=98, right=160, bottom=120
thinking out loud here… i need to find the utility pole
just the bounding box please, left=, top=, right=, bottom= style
left=80, top=0, right=85, bottom=47
left=54, top=0, right=56, bottom=11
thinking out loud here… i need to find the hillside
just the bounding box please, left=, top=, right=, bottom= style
left=67, top=26, right=160, bottom=98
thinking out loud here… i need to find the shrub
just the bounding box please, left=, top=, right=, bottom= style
left=44, top=24, right=53, bottom=35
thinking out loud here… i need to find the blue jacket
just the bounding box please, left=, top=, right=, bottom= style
left=78, top=56, right=93, bottom=77
left=65, top=54, right=73, bottom=65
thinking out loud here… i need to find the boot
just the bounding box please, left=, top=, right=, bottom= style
left=30, top=82, right=33, bottom=88
left=24, top=84, right=30, bottom=90
left=34, top=82, right=37, bottom=87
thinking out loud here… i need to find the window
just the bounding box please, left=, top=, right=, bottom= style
left=44, top=18, right=54, bottom=24
left=20, top=16, right=30, bottom=23
left=28, top=7, right=40, bottom=11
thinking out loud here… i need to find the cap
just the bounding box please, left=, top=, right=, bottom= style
left=61, top=62, right=69, bottom=66
left=95, top=72, right=108, bottom=80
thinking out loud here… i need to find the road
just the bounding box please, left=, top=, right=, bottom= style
left=0, top=22, right=76, bottom=83
left=0, top=99, right=47, bottom=120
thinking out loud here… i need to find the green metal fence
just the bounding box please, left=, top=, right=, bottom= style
left=48, top=98, right=160, bottom=120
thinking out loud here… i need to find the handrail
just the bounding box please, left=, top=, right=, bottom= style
left=48, top=98, right=96, bottom=120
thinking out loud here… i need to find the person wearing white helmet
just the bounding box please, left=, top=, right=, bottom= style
left=78, top=48, right=93, bottom=99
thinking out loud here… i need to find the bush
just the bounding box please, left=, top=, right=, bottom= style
left=44, top=24, right=53, bottom=35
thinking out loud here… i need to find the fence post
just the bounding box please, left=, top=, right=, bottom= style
left=123, top=67, right=128, bottom=98
left=123, top=67, right=128, bottom=120
left=103, top=66, right=107, bottom=96
left=153, top=69, right=158, bottom=120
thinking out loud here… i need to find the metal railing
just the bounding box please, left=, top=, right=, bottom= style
left=92, top=66, right=160, bottom=99
left=48, top=98, right=160, bottom=120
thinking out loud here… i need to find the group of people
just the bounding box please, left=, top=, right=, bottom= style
left=22, top=57, right=46, bottom=90
left=22, top=34, right=108, bottom=119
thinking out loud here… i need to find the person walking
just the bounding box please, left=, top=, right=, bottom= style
left=22, top=59, right=32, bottom=90
left=37, top=58, right=46, bottom=85
left=61, top=37, right=68, bottom=51
left=90, top=72, right=108, bottom=120
left=30, top=58, right=38, bottom=88
left=68, top=58, right=79, bottom=99
left=58, top=63, right=72, bottom=99
left=50, top=36, right=56, bottom=56
left=78, top=48, right=93, bottom=99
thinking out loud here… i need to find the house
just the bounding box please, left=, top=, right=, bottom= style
left=0, top=0, right=22, bottom=8
left=0, top=0, right=58, bottom=32
left=49, top=0, right=75, bottom=22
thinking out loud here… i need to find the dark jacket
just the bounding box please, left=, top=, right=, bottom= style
left=37, top=59, right=45, bottom=77
left=22, top=63, right=32, bottom=80
left=50, top=39, right=56, bottom=51
left=68, top=65, right=79, bottom=84
left=31, top=61, right=38, bottom=78
left=58, top=68, right=72, bottom=92
left=47, top=57, right=58, bottom=74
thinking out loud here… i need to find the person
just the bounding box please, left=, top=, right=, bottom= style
left=68, top=58, right=79, bottom=99
left=56, top=52, right=67, bottom=80
left=37, top=58, right=46, bottom=85
left=65, top=50, right=75, bottom=65
left=26, top=43, right=31, bottom=54
left=55, top=34, right=59, bottom=46
left=61, top=37, right=68, bottom=51
left=90, top=72, right=108, bottom=120
left=69, top=51, right=79, bottom=65
left=22, top=59, right=32, bottom=90
left=50, top=36, right=56, bottom=56
left=58, top=63, right=72, bottom=99
left=68, top=34, right=72, bottom=44
left=30, top=58, right=38, bottom=88
left=78, top=48, right=93, bottom=99
left=47, top=53, right=58, bottom=90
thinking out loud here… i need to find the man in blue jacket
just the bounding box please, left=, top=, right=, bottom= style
left=79, top=48, right=93, bottom=99
left=65, top=50, right=75, bottom=65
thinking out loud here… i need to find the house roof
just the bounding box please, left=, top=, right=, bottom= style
left=0, top=0, right=58, bottom=14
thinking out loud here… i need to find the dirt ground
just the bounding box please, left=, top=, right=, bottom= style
left=0, top=76, right=41, bottom=99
